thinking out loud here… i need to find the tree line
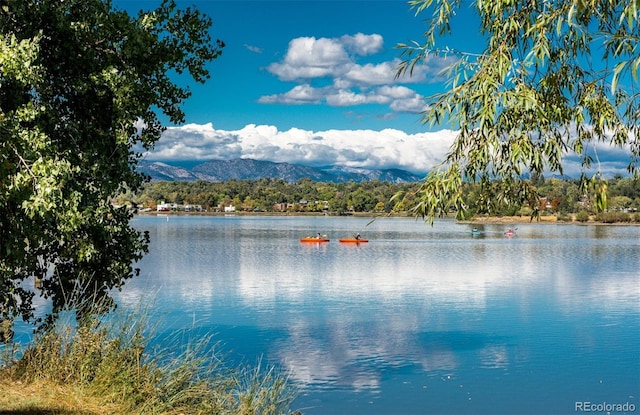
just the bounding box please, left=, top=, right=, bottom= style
left=118, top=176, right=640, bottom=222
left=118, top=178, right=418, bottom=214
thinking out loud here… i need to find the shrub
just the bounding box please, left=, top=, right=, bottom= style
left=595, top=212, right=631, bottom=223
left=1, top=302, right=296, bottom=415
left=575, top=211, right=590, bottom=222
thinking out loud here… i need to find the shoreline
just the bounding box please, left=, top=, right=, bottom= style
left=138, top=211, right=640, bottom=226
left=460, top=214, right=640, bottom=226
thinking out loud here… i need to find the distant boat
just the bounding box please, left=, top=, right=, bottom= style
left=300, top=236, right=330, bottom=243
left=504, top=228, right=517, bottom=237
left=339, top=238, right=368, bottom=243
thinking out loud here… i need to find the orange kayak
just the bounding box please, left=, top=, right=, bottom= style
left=300, top=237, right=330, bottom=243
left=339, top=238, right=368, bottom=243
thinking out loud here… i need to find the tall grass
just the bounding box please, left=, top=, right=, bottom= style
left=595, top=211, right=634, bottom=223
left=1, top=301, right=297, bottom=415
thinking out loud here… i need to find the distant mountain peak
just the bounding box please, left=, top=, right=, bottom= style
left=138, top=158, right=422, bottom=183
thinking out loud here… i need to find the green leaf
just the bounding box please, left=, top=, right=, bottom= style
left=0, top=0, right=223, bottom=326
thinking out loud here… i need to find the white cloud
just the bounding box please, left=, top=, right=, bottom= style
left=377, top=85, right=418, bottom=99
left=266, top=36, right=351, bottom=81
left=244, top=44, right=262, bottom=54
left=325, top=89, right=371, bottom=106
left=261, top=33, right=453, bottom=116
left=340, top=33, right=384, bottom=55
left=258, top=83, right=428, bottom=113
left=144, top=123, right=634, bottom=178
left=390, top=95, right=429, bottom=113
left=341, top=61, right=397, bottom=87
left=266, top=33, right=384, bottom=82
left=258, top=84, right=326, bottom=104
left=145, top=123, right=457, bottom=174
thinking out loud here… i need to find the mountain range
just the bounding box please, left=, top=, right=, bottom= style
left=137, top=159, right=424, bottom=183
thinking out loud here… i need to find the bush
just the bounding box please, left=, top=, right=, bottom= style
left=595, top=212, right=631, bottom=223
left=1, top=302, right=296, bottom=415
left=575, top=211, right=590, bottom=222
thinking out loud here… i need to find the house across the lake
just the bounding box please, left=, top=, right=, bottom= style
left=157, top=201, right=202, bottom=212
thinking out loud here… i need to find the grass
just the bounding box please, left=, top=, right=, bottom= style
left=0, top=378, right=118, bottom=414
left=0, top=303, right=297, bottom=415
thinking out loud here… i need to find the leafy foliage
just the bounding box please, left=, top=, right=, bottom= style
left=132, top=178, right=418, bottom=214
left=127, top=176, right=640, bottom=218
left=396, top=0, right=639, bottom=223
left=0, top=0, right=224, bottom=326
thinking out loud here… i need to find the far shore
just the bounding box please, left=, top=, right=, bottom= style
left=137, top=211, right=639, bottom=226
left=460, top=214, right=639, bottom=226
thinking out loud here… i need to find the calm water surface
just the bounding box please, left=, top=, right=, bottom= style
left=108, top=216, right=640, bottom=413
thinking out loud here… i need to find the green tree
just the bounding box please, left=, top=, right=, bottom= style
left=0, top=0, right=224, bottom=326
left=397, top=0, right=639, bottom=223
left=349, top=187, right=377, bottom=212
left=609, top=195, right=633, bottom=210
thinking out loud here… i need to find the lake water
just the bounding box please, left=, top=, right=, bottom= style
left=20, top=215, right=640, bottom=414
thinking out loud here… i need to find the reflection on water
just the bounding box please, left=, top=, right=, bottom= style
left=111, top=216, right=639, bottom=414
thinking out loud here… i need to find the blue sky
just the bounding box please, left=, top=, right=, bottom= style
left=118, top=1, right=632, bottom=177
left=173, top=0, right=469, bottom=133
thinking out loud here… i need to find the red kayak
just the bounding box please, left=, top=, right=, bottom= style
left=339, top=238, right=368, bottom=243
left=300, top=237, right=330, bottom=243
